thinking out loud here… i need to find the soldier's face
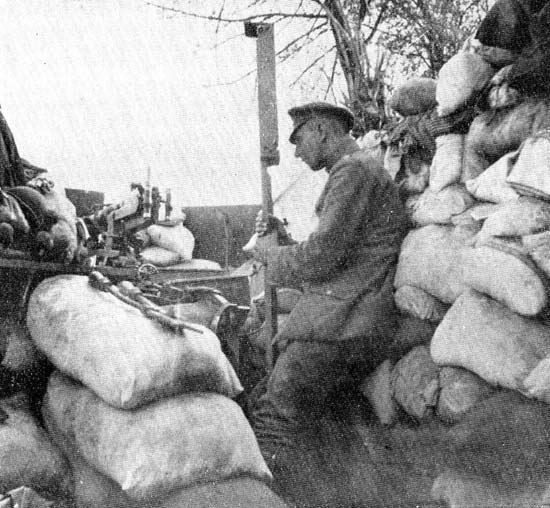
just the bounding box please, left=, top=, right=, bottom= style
left=293, top=121, right=324, bottom=171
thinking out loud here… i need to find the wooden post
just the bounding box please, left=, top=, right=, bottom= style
left=245, top=22, right=279, bottom=372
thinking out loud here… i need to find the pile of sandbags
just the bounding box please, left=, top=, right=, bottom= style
left=135, top=220, right=196, bottom=267
left=25, top=274, right=283, bottom=507
left=384, top=5, right=550, bottom=504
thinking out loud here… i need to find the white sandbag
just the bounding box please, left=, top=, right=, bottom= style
left=507, top=130, right=550, bottom=200
left=462, top=241, right=547, bottom=316
left=394, top=225, right=474, bottom=303
left=27, top=275, right=242, bottom=409
left=43, top=371, right=272, bottom=501
left=143, top=222, right=195, bottom=260
left=436, top=52, right=495, bottom=117
left=406, top=185, right=475, bottom=226
left=465, top=151, right=520, bottom=203
left=474, top=197, right=550, bottom=246
left=67, top=449, right=285, bottom=508
left=49, top=408, right=285, bottom=508
left=139, top=246, right=182, bottom=266
left=394, top=285, right=449, bottom=322
left=387, top=78, right=437, bottom=116
left=436, top=367, right=495, bottom=424
left=450, top=203, right=502, bottom=229
left=429, top=134, right=465, bottom=192
left=391, top=345, right=440, bottom=420
left=360, top=359, right=398, bottom=426
left=431, top=289, right=550, bottom=400
left=523, top=231, right=550, bottom=277
left=0, top=393, right=72, bottom=501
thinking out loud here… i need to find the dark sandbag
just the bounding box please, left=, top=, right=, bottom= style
left=394, top=285, right=449, bottom=322
left=360, top=359, right=398, bottom=426
left=387, top=78, right=437, bottom=116
left=436, top=366, right=496, bottom=424
left=463, top=97, right=550, bottom=180
left=0, top=392, right=72, bottom=502
left=387, top=315, right=437, bottom=362
left=433, top=390, right=550, bottom=506
left=0, top=316, right=44, bottom=374
left=392, top=345, right=440, bottom=421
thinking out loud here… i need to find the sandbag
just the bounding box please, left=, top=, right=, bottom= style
left=462, top=242, right=547, bottom=316
left=394, top=225, right=473, bottom=303
left=431, top=289, right=550, bottom=400
left=396, top=149, right=431, bottom=197
left=486, top=65, right=521, bottom=110
left=433, top=389, right=550, bottom=506
left=429, top=134, right=465, bottom=192
left=6, top=185, right=78, bottom=263
left=436, top=52, right=495, bottom=117
left=462, top=36, right=518, bottom=68
left=405, top=185, right=475, bottom=226
left=507, top=130, right=550, bottom=200
left=360, top=359, right=398, bottom=426
left=54, top=433, right=285, bottom=508
left=436, top=367, right=495, bottom=424
left=143, top=222, right=194, bottom=260
left=27, top=275, right=242, bottom=409
left=0, top=393, right=72, bottom=502
left=0, top=189, right=30, bottom=235
left=465, top=151, right=520, bottom=203
left=450, top=202, right=502, bottom=228
left=139, top=246, right=182, bottom=266
left=387, top=78, right=437, bottom=116
left=0, top=316, right=45, bottom=373
left=394, top=285, right=449, bottom=322
left=523, top=230, right=550, bottom=277
left=474, top=197, right=550, bottom=245
left=432, top=469, right=550, bottom=508
left=43, top=371, right=272, bottom=501
left=462, top=97, right=550, bottom=181
left=391, top=345, right=440, bottom=420
left=386, top=316, right=437, bottom=364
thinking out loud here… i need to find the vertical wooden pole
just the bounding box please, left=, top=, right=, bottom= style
left=245, top=22, right=279, bottom=372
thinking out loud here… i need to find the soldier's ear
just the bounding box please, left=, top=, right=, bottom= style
left=315, top=119, right=329, bottom=142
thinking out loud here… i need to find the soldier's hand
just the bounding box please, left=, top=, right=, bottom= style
left=255, top=210, right=294, bottom=245
left=254, top=210, right=271, bottom=237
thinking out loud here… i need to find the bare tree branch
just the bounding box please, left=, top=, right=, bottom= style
left=290, top=46, right=336, bottom=87
left=146, top=2, right=326, bottom=22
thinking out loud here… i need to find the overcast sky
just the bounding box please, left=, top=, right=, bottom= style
left=0, top=0, right=329, bottom=219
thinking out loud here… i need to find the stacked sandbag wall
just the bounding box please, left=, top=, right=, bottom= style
left=376, top=19, right=550, bottom=506
left=24, top=274, right=283, bottom=507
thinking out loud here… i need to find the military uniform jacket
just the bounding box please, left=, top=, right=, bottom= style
left=266, top=140, right=409, bottom=344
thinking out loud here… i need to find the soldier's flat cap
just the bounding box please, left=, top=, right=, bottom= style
left=288, top=102, right=355, bottom=144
